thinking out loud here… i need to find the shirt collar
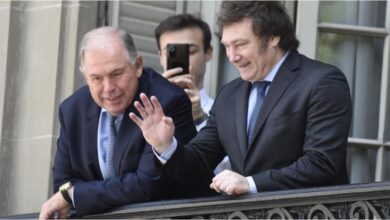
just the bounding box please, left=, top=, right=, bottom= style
left=199, top=88, right=207, bottom=101
left=199, top=88, right=212, bottom=109
left=100, top=108, right=124, bottom=124
left=262, top=51, right=290, bottom=83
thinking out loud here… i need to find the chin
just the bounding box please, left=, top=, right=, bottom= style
left=105, top=105, right=124, bottom=115
left=110, top=110, right=124, bottom=116
left=239, top=73, right=253, bottom=82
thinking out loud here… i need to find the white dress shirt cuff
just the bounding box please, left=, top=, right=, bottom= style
left=71, top=189, right=75, bottom=208
left=152, top=138, right=177, bottom=164
left=246, top=176, right=258, bottom=193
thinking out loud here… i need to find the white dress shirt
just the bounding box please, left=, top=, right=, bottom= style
left=196, top=88, right=214, bottom=131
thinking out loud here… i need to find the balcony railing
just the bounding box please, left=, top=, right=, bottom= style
left=5, top=182, right=390, bottom=219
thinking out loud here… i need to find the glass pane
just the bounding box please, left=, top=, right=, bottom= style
left=386, top=88, right=390, bottom=142
left=384, top=149, right=390, bottom=181
left=347, top=146, right=376, bottom=183
left=319, top=1, right=386, bottom=28
left=317, top=33, right=383, bottom=139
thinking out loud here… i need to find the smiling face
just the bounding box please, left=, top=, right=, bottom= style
left=221, top=18, right=284, bottom=82
left=82, top=36, right=143, bottom=116
left=158, top=27, right=212, bottom=89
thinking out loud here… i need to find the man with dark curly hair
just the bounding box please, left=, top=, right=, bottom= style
left=131, top=1, right=352, bottom=196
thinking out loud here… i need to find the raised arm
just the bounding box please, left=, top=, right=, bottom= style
left=129, top=93, right=175, bottom=154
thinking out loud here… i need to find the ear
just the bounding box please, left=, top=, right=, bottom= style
left=205, top=46, right=213, bottom=62
left=270, top=36, right=280, bottom=47
left=134, top=55, right=143, bottom=77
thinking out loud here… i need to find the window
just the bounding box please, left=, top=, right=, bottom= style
left=109, top=1, right=185, bottom=72
left=297, top=0, right=390, bottom=183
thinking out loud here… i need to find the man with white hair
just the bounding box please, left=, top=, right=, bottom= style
left=39, top=26, right=201, bottom=218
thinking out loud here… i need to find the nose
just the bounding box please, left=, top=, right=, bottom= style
left=227, top=48, right=240, bottom=64
left=103, top=78, right=116, bottom=93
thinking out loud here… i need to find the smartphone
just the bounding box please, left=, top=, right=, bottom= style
left=167, top=43, right=189, bottom=74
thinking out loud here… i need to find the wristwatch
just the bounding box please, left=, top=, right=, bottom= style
left=59, top=181, right=73, bottom=205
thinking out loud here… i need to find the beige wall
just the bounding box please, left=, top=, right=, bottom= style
left=0, top=0, right=99, bottom=215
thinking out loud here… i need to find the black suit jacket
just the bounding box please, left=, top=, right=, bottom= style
left=53, top=68, right=199, bottom=216
left=164, top=51, right=352, bottom=191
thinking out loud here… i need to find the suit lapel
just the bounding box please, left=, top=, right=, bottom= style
left=113, top=73, right=146, bottom=174
left=87, top=102, right=103, bottom=178
left=247, top=52, right=300, bottom=149
left=113, top=102, right=142, bottom=174
left=234, top=81, right=252, bottom=157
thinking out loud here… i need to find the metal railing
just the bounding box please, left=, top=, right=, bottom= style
left=89, top=182, right=390, bottom=219
left=5, top=182, right=390, bottom=219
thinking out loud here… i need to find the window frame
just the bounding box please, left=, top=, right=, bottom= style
left=296, top=0, right=390, bottom=182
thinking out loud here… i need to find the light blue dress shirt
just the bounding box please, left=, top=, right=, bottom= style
left=71, top=108, right=123, bottom=207
left=97, top=108, right=123, bottom=175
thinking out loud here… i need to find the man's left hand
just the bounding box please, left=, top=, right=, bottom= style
left=210, top=170, right=250, bottom=195
left=39, top=191, right=71, bottom=219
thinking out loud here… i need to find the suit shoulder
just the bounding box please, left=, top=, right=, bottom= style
left=59, top=86, right=94, bottom=112
left=216, top=77, right=245, bottom=97
left=298, top=53, right=344, bottom=77
left=293, top=53, right=350, bottom=94
left=142, top=68, right=188, bottom=104
left=143, top=68, right=182, bottom=92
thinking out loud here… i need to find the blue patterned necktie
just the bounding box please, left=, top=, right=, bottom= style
left=247, top=81, right=270, bottom=143
left=102, top=112, right=117, bottom=179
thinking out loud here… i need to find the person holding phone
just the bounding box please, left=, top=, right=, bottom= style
left=132, top=1, right=351, bottom=196
left=155, top=14, right=231, bottom=174
left=155, top=14, right=213, bottom=131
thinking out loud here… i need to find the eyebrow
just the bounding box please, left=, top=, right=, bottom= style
left=221, top=39, right=241, bottom=44
left=189, top=44, right=199, bottom=49
left=111, top=67, right=124, bottom=73
left=87, top=67, right=125, bottom=77
left=88, top=73, right=99, bottom=78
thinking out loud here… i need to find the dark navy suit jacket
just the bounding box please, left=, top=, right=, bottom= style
left=53, top=68, right=201, bottom=216
left=163, top=51, right=352, bottom=191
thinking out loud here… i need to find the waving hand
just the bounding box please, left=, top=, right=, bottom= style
left=129, top=93, right=174, bottom=154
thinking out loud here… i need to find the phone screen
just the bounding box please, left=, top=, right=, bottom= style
left=167, top=44, right=189, bottom=74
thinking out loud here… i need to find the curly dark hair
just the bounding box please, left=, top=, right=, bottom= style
left=217, top=1, right=299, bottom=51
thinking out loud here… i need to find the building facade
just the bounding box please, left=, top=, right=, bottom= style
left=0, top=0, right=389, bottom=215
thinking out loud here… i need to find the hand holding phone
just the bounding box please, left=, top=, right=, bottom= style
left=167, top=43, right=189, bottom=74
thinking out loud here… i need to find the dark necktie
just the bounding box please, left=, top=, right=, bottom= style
left=247, top=81, right=270, bottom=143
left=103, top=112, right=117, bottom=179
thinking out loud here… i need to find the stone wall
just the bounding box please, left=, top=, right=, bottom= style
left=0, top=0, right=99, bottom=215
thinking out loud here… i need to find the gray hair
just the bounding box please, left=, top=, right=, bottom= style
left=79, top=26, right=138, bottom=73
